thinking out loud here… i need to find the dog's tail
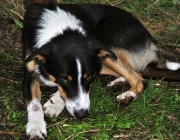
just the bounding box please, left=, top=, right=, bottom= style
left=142, top=62, right=180, bottom=81
left=166, top=62, right=180, bottom=71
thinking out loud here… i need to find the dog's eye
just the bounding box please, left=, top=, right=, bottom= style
left=59, top=75, right=72, bottom=83
left=86, top=75, right=92, bottom=80
left=62, top=78, right=68, bottom=83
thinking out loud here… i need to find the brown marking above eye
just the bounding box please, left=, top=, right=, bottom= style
left=62, top=76, right=72, bottom=83
left=84, top=73, right=88, bottom=79
left=67, top=76, right=72, bottom=81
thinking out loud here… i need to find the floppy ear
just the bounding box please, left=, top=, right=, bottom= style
left=26, top=43, right=53, bottom=62
left=88, top=39, right=117, bottom=60
left=25, top=44, right=53, bottom=72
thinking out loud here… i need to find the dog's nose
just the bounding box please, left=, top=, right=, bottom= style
left=74, top=109, right=89, bottom=119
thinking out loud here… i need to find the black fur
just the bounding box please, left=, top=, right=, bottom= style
left=22, top=3, right=180, bottom=139
left=22, top=2, right=155, bottom=109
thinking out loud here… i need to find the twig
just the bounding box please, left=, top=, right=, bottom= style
left=77, top=128, right=111, bottom=134
left=106, top=0, right=114, bottom=6
left=47, top=118, right=71, bottom=128
left=9, top=9, right=24, bottom=20
left=0, top=131, right=19, bottom=135
left=114, top=0, right=125, bottom=6
left=151, top=93, right=165, bottom=105
left=137, top=121, right=145, bottom=128
left=65, top=134, right=74, bottom=140
left=0, top=77, right=19, bottom=84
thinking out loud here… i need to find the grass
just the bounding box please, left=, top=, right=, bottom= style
left=0, top=0, right=180, bottom=139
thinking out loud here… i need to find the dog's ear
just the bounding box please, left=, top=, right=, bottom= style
left=26, top=44, right=53, bottom=62
left=25, top=44, right=53, bottom=72
left=88, top=39, right=117, bottom=60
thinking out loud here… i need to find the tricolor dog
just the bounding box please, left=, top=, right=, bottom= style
left=22, top=2, right=180, bottom=139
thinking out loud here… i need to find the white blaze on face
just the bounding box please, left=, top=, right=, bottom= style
left=76, top=58, right=83, bottom=95
left=65, top=58, right=90, bottom=118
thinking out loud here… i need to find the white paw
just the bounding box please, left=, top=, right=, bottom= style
left=27, top=99, right=47, bottom=139
left=117, top=91, right=136, bottom=104
left=26, top=119, right=47, bottom=139
left=107, top=76, right=126, bottom=87
left=117, top=91, right=136, bottom=100
left=43, top=91, right=65, bottom=118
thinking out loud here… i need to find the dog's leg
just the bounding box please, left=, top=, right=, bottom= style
left=107, top=76, right=126, bottom=87
left=43, top=91, right=65, bottom=118
left=100, top=65, right=126, bottom=90
left=23, top=69, right=47, bottom=139
left=100, top=56, right=144, bottom=104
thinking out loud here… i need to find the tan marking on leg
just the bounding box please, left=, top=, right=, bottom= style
left=26, top=81, right=41, bottom=107
left=112, top=45, right=158, bottom=72
left=100, top=65, right=120, bottom=77
left=113, top=49, right=133, bottom=69
left=31, top=81, right=41, bottom=100
left=102, top=56, right=144, bottom=96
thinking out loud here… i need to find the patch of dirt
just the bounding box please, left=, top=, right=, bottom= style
left=0, top=15, right=23, bottom=82
left=0, top=7, right=25, bottom=140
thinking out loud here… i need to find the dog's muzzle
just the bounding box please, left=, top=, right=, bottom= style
left=65, top=93, right=90, bottom=119
left=74, top=109, right=89, bottom=119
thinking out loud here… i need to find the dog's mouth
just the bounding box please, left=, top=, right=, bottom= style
left=65, top=93, right=90, bottom=119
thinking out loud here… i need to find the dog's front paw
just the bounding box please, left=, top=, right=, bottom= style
left=107, top=76, right=126, bottom=91
left=43, top=91, right=65, bottom=118
left=26, top=98, right=47, bottom=139
left=26, top=119, right=47, bottom=140
left=117, top=91, right=136, bottom=104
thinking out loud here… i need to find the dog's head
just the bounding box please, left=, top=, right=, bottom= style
left=26, top=35, right=116, bottom=119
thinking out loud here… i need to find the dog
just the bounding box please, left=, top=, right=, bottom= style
left=22, top=2, right=180, bottom=139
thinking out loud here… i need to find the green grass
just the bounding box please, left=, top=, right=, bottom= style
left=0, top=0, right=180, bottom=139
